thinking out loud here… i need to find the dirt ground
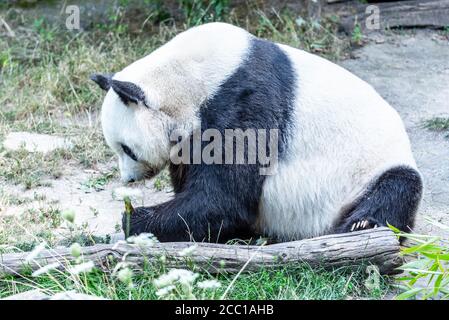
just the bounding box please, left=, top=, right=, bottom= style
left=1, top=167, right=173, bottom=237
left=1, top=29, right=448, bottom=241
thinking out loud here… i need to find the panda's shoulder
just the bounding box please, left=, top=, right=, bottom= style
left=185, top=22, right=248, bottom=37
left=170, top=22, right=250, bottom=47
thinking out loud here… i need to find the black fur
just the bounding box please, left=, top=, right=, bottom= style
left=125, top=38, right=296, bottom=242
left=90, top=73, right=114, bottom=91
left=91, top=74, right=147, bottom=106
left=121, top=144, right=138, bottom=162
left=111, top=80, right=146, bottom=105
left=335, top=166, right=423, bottom=235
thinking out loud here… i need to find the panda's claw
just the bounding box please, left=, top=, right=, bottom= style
left=342, top=217, right=382, bottom=234
left=349, top=219, right=375, bottom=232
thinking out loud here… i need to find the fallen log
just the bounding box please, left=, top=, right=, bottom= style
left=1, top=289, right=106, bottom=300
left=0, top=227, right=403, bottom=276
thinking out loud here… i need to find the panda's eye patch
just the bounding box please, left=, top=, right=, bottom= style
left=121, top=144, right=138, bottom=162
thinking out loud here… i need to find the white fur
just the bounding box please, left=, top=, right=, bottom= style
left=256, top=45, right=417, bottom=240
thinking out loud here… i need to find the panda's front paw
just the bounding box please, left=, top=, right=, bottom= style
left=122, top=206, right=155, bottom=237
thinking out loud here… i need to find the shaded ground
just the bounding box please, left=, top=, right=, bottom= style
left=341, top=30, right=449, bottom=238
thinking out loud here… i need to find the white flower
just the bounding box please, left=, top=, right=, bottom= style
left=365, top=265, right=380, bottom=291
left=117, top=267, right=133, bottom=284
left=25, top=242, right=47, bottom=263
left=112, top=261, right=130, bottom=274
left=32, top=262, right=60, bottom=277
left=295, top=16, right=306, bottom=27
left=61, top=210, right=75, bottom=223
left=155, top=285, right=176, bottom=298
left=70, top=243, right=82, bottom=258
left=154, top=273, right=177, bottom=288
left=170, top=269, right=199, bottom=286
left=154, top=268, right=199, bottom=288
left=68, top=261, right=95, bottom=275
left=116, top=267, right=134, bottom=289
left=197, top=279, right=221, bottom=290
left=179, top=245, right=197, bottom=257
left=112, top=187, right=143, bottom=202
left=127, top=233, right=158, bottom=247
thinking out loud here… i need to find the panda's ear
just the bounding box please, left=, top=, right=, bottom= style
left=90, top=73, right=114, bottom=91
left=110, top=80, right=146, bottom=106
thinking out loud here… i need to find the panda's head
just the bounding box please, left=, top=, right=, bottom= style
left=91, top=23, right=250, bottom=183
left=91, top=73, right=176, bottom=183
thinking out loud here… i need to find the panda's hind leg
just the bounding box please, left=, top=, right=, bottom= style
left=335, top=166, right=423, bottom=235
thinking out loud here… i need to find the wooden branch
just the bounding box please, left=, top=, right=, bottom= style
left=1, top=289, right=49, bottom=300
left=325, top=0, right=449, bottom=32
left=0, top=228, right=403, bottom=277
left=1, top=289, right=106, bottom=300
left=0, top=18, right=16, bottom=37
left=326, top=0, right=351, bottom=3
left=340, top=0, right=449, bottom=32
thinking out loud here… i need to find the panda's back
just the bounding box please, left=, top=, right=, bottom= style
left=256, top=43, right=417, bottom=240
left=168, top=23, right=418, bottom=241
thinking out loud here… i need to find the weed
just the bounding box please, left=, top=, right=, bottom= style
left=179, top=0, right=230, bottom=27
left=443, top=26, right=449, bottom=35
left=424, top=117, right=449, bottom=133
left=153, top=169, right=172, bottom=191
left=0, top=206, right=61, bottom=252
left=80, top=170, right=117, bottom=193
left=254, top=10, right=348, bottom=60
left=392, top=220, right=449, bottom=300
left=351, top=24, right=363, bottom=46
left=0, top=146, right=66, bottom=189
left=0, top=190, right=45, bottom=206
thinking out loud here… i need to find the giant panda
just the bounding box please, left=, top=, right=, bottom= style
left=91, top=22, right=423, bottom=243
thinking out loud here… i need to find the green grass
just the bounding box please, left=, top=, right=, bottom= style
left=0, top=7, right=180, bottom=189
left=80, top=169, right=117, bottom=192
left=351, top=24, right=363, bottom=46
left=0, top=207, right=112, bottom=254
left=392, top=221, right=449, bottom=300
left=179, top=0, right=230, bottom=26
left=0, top=190, right=46, bottom=206
left=254, top=10, right=347, bottom=60
left=424, top=117, right=449, bottom=133
left=442, top=26, right=449, bottom=36
left=0, top=263, right=390, bottom=300
left=0, top=207, right=61, bottom=252
left=0, top=146, right=66, bottom=189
